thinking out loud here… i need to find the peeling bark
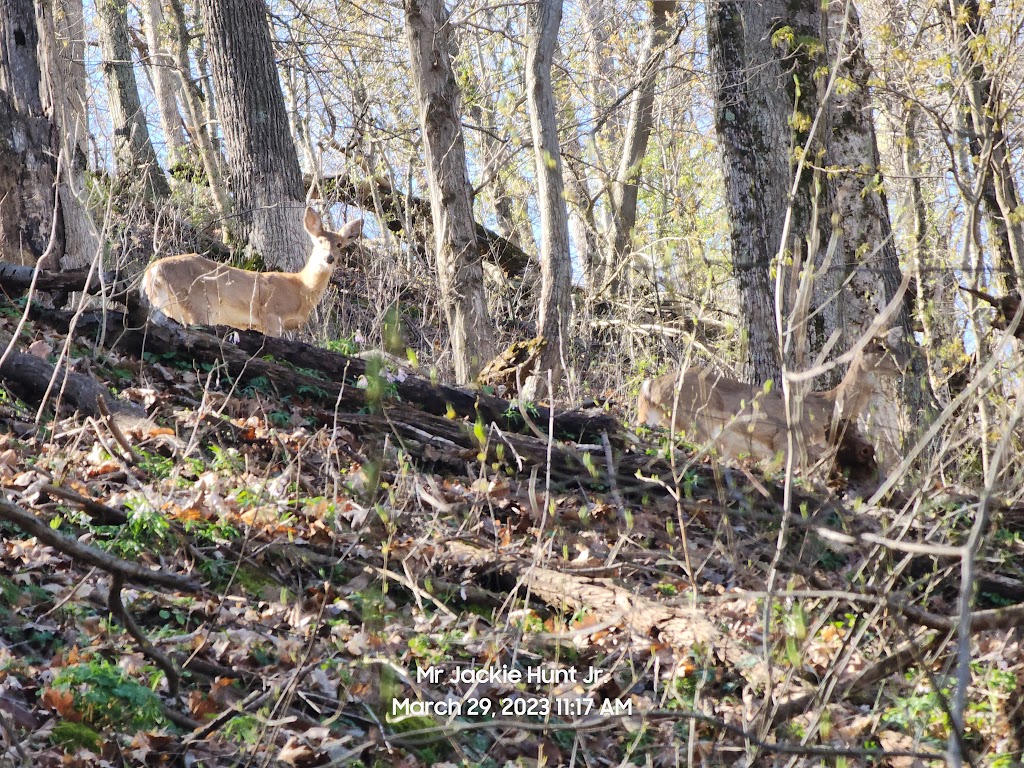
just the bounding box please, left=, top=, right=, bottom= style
left=0, top=0, right=61, bottom=265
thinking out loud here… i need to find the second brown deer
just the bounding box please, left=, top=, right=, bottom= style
left=141, top=208, right=362, bottom=336
left=637, top=328, right=909, bottom=470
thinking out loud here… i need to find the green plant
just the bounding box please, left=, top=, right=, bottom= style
left=137, top=449, right=174, bottom=480
left=325, top=336, right=360, bottom=356
left=241, top=375, right=272, bottom=396
left=99, top=498, right=171, bottom=559
left=51, top=659, right=164, bottom=732
left=295, top=383, right=329, bottom=398
left=222, top=714, right=260, bottom=745
left=209, top=445, right=244, bottom=473
left=50, top=721, right=103, bottom=752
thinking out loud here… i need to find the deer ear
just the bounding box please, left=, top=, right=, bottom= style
left=884, top=326, right=904, bottom=345
left=340, top=219, right=363, bottom=240
left=304, top=207, right=324, bottom=237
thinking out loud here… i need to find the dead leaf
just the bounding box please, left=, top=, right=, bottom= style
left=278, top=737, right=317, bottom=766
left=40, top=686, right=79, bottom=720
left=27, top=340, right=50, bottom=358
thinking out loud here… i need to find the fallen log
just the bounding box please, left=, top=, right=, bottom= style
left=0, top=261, right=136, bottom=310
left=25, top=304, right=619, bottom=446
left=441, top=540, right=761, bottom=680
left=0, top=263, right=117, bottom=292
left=0, top=349, right=152, bottom=431
left=227, top=330, right=618, bottom=444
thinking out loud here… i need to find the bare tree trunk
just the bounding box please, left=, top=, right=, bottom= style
left=198, top=0, right=307, bottom=269
left=707, top=0, right=781, bottom=383
left=825, top=5, right=912, bottom=336
left=165, top=0, right=231, bottom=227
left=36, top=0, right=99, bottom=269
left=605, top=0, right=675, bottom=297
left=523, top=0, right=572, bottom=399
left=96, top=0, right=170, bottom=200
left=824, top=4, right=923, bottom=459
left=139, top=0, right=187, bottom=167
left=0, top=0, right=62, bottom=265
left=404, top=0, right=495, bottom=383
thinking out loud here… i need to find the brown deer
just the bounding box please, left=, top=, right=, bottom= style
left=141, top=208, right=362, bottom=336
left=637, top=328, right=909, bottom=471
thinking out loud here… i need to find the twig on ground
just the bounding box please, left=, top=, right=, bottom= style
left=108, top=573, right=181, bottom=697
left=0, top=497, right=199, bottom=592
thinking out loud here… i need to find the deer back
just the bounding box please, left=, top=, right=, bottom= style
left=141, top=253, right=267, bottom=330
left=638, top=367, right=791, bottom=463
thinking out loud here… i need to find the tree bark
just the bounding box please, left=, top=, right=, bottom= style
left=96, top=0, right=170, bottom=200
left=0, top=0, right=61, bottom=265
left=0, top=0, right=41, bottom=113
left=708, top=0, right=919, bottom=467
left=198, top=0, right=307, bottom=269
left=523, top=0, right=572, bottom=398
left=708, top=0, right=912, bottom=386
left=36, top=0, right=100, bottom=269
left=707, top=0, right=782, bottom=383
left=825, top=4, right=911, bottom=336
left=404, top=0, right=495, bottom=383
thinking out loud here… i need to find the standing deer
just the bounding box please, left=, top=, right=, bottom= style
left=141, top=208, right=362, bottom=336
left=637, top=328, right=909, bottom=471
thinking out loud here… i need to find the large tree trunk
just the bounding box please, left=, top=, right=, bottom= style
left=523, top=0, right=572, bottom=399
left=96, top=0, right=170, bottom=200
left=0, top=0, right=61, bottom=265
left=825, top=5, right=912, bottom=336
left=36, top=0, right=99, bottom=269
left=708, top=0, right=917, bottom=466
left=708, top=0, right=911, bottom=386
left=198, top=0, right=307, bottom=269
left=605, top=1, right=675, bottom=297
left=707, top=0, right=783, bottom=383
left=404, top=0, right=495, bottom=383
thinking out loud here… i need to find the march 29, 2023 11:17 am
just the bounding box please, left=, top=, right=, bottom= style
left=388, top=663, right=634, bottom=720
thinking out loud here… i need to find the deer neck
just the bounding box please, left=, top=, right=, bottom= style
left=297, top=250, right=334, bottom=295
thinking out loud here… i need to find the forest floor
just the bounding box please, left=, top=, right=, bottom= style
left=1, top=287, right=1023, bottom=768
